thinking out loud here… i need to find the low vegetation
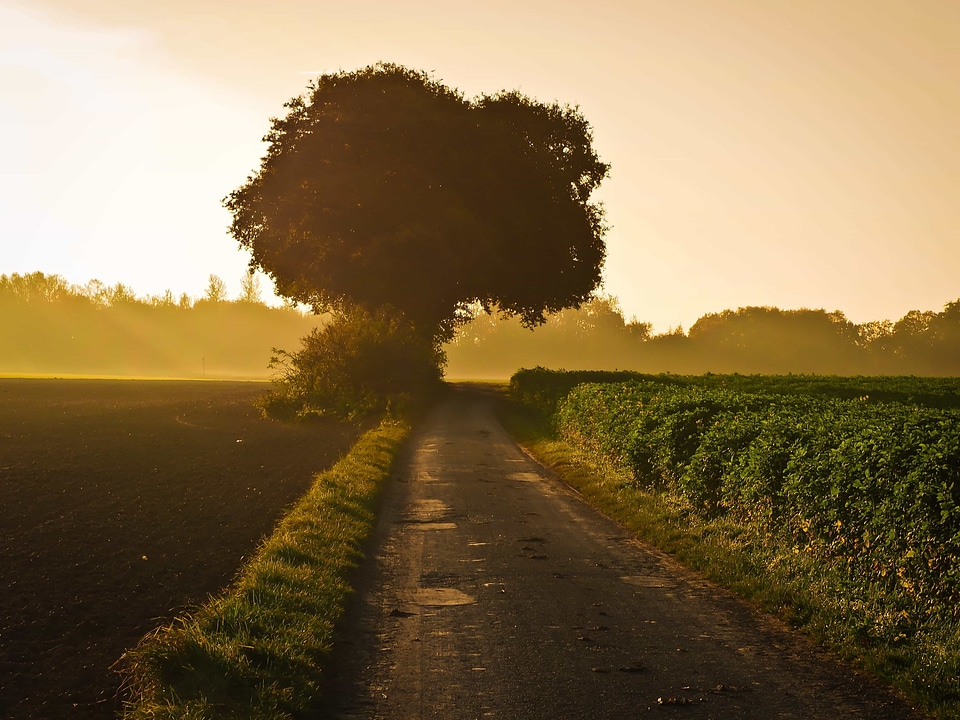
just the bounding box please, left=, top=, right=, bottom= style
left=120, top=417, right=411, bottom=719
left=510, top=366, right=960, bottom=413
left=505, top=368, right=960, bottom=719
left=259, top=308, right=443, bottom=420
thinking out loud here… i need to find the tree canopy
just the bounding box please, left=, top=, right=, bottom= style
left=225, top=63, right=609, bottom=341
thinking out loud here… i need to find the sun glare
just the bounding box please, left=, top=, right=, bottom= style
left=2, top=0, right=959, bottom=330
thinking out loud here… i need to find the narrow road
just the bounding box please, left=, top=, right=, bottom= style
left=321, top=386, right=922, bottom=719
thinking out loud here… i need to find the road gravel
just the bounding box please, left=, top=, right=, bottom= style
left=321, top=385, right=924, bottom=719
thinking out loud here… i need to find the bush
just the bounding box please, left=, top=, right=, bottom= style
left=261, top=308, right=443, bottom=420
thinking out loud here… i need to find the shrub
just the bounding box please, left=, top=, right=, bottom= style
left=261, top=307, right=443, bottom=420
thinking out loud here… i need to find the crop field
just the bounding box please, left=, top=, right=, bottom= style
left=511, top=368, right=960, bottom=611
left=0, top=379, right=360, bottom=720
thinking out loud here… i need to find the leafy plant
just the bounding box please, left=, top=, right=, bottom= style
left=260, top=307, right=442, bottom=420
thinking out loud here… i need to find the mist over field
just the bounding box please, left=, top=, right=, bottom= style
left=0, top=273, right=321, bottom=379
left=444, top=296, right=960, bottom=379
left=3, top=273, right=957, bottom=380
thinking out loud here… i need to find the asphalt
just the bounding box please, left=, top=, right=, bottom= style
left=319, top=385, right=924, bottom=719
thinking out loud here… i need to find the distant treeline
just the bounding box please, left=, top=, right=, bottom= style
left=0, top=272, right=322, bottom=379
left=4, top=273, right=958, bottom=379
left=444, top=296, right=960, bottom=378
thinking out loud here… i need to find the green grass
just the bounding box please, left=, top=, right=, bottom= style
left=494, top=394, right=958, bottom=720
left=120, top=417, right=411, bottom=719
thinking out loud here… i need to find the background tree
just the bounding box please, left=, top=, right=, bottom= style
left=108, top=282, right=141, bottom=305
left=203, top=274, right=228, bottom=303
left=149, top=289, right=177, bottom=307
left=82, top=279, right=110, bottom=307
left=0, top=272, right=322, bottom=379
left=0, top=272, right=72, bottom=304
left=224, top=63, right=609, bottom=345
left=686, top=306, right=863, bottom=374
left=238, top=270, right=263, bottom=304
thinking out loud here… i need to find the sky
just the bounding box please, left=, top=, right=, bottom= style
left=2, top=0, right=958, bottom=333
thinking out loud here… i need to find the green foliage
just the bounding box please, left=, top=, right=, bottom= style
left=509, top=367, right=665, bottom=414
left=552, top=380, right=652, bottom=474
left=121, top=418, right=410, bottom=719
left=261, top=308, right=443, bottom=420
left=225, top=63, right=608, bottom=343
left=509, top=365, right=960, bottom=414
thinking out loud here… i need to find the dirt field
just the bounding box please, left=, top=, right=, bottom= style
left=0, top=379, right=360, bottom=720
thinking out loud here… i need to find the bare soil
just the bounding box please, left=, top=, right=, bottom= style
left=0, top=379, right=359, bottom=720
left=320, top=385, right=926, bottom=719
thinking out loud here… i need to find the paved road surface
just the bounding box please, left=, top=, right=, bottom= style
left=320, top=386, right=922, bottom=719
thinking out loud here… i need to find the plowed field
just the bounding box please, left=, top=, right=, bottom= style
left=0, top=379, right=359, bottom=719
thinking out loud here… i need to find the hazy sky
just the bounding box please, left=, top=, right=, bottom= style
left=2, top=0, right=958, bottom=331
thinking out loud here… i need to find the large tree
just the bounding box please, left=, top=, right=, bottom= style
left=225, top=63, right=609, bottom=342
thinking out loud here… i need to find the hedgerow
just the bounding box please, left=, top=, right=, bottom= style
left=509, top=366, right=960, bottom=414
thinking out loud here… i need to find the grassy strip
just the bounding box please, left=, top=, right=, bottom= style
left=120, top=417, right=411, bottom=719
left=495, top=396, right=956, bottom=720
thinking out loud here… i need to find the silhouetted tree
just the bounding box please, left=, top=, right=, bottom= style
left=891, top=301, right=960, bottom=374
left=856, top=320, right=894, bottom=351
left=148, top=290, right=177, bottom=307
left=108, top=283, right=141, bottom=305
left=203, top=274, right=228, bottom=303
left=685, top=306, right=863, bottom=373
left=0, top=272, right=72, bottom=304
left=238, top=270, right=262, bottom=304
left=82, top=279, right=110, bottom=307
left=225, top=63, right=609, bottom=344
left=930, top=300, right=960, bottom=374
left=262, top=307, right=442, bottom=419
left=445, top=295, right=655, bottom=377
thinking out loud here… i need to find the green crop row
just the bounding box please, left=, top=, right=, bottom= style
left=509, top=366, right=960, bottom=414
left=509, top=368, right=670, bottom=413
left=553, top=380, right=960, bottom=617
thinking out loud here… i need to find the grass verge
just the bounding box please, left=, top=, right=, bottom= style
left=495, top=395, right=956, bottom=720
left=119, top=417, right=411, bottom=719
